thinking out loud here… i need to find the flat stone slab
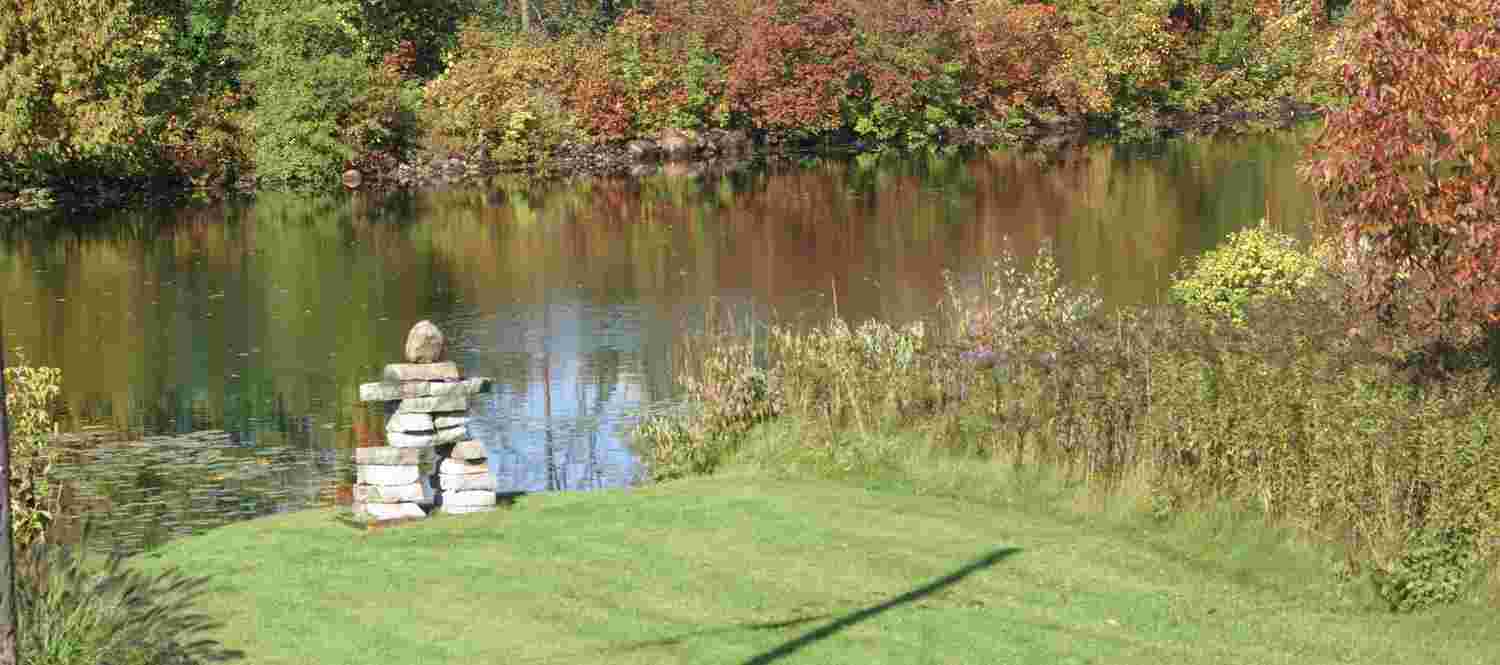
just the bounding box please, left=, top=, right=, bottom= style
left=438, top=458, right=487, bottom=475
left=357, top=464, right=420, bottom=485
left=353, top=447, right=423, bottom=465
left=386, top=412, right=435, bottom=433
left=358, top=378, right=492, bottom=403
left=395, top=394, right=468, bottom=414
left=387, top=426, right=466, bottom=448
left=438, top=471, right=497, bottom=492
left=354, top=502, right=426, bottom=522
left=352, top=482, right=424, bottom=503
left=382, top=362, right=460, bottom=383
left=442, top=490, right=497, bottom=508
left=433, top=413, right=470, bottom=429
left=435, top=440, right=486, bottom=461
left=386, top=431, right=435, bottom=448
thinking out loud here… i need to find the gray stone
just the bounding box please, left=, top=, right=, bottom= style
left=356, top=464, right=421, bottom=485
left=358, top=377, right=492, bottom=403
left=433, top=413, right=470, bottom=429
left=438, top=458, right=487, bottom=475
left=438, top=472, right=496, bottom=492
left=658, top=128, right=701, bottom=159
left=352, top=482, right=424, bottom=503
left=382, top=362, right=460, bottom=383
left=431, top=426, right=467, bottom=446
left=353, top=502, right=426, bottom=522
left=396, top=394, right=468, bottom=414
left=405, top=320, right=446, bottom=363
left=353, top=447, right=423, bottom=465
left=342, top=169, right=363, bottom=189
left=443, top=490, right=497, bottom=508
left=626, top=139, right=660, bottom=161
left=386, top=431, right=435, bottom=448
left=436, top=440, right=486, bottom=461
left=386, top=412, right=435, bottom=433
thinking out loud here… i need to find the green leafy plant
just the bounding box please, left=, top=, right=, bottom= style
left=5, top=353, right=62, bottom=550
left=1374, top=527, right=1482, bottom=613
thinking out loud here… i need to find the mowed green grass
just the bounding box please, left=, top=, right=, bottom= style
left=140, top=473, right=1499, bottom=665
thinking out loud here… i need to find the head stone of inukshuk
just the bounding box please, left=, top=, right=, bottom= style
left=353, top=320, right=495, bottom=522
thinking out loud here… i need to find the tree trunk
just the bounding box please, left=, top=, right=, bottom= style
left=0, top=333, right=17, bottom=665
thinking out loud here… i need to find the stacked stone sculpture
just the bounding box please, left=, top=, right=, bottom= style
left=354, top=320, right=495, bottom=522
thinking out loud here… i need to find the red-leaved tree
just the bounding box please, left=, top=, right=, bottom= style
left=1306, top=0, right=1500, bottom=344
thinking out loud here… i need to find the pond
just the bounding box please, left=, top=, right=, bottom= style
left=0, top=132, right=1320, bottom=551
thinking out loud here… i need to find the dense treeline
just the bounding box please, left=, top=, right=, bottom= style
left=1, top=0, right=1349, bottom=203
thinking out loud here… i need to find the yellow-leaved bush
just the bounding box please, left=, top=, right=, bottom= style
left=1170, top=220, right=1320, bottom=324
left=421, top=26, right=583, bottom=165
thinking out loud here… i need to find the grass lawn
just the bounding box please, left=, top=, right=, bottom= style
left=140, top=470, right=1500, bottom=665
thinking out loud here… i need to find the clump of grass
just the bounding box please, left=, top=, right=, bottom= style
left=633, top=301, right=777, bottom=482
left=16, top=528, right=243, bottom=665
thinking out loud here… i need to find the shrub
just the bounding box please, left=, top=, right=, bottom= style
left=228, top=0, right=372, bottom=186
left=5, top=354, right=62, bottom=550
left=633, top=306, right=777, bottom=482
left=1170, top=220, right=1320, bottom=324
left=1375, top=527, right=1483, bottom=613
left=340, top=41, right=424, bottom=175
left=726, top=0, right=860, bottom=135
left=962, top=0, right=1072, bottom=126
left=16, top=533, right=242, bottom=665
left=155, top=90, right=254, bottom=191
left=421, top=27, right=581, bottom=163
left=841, top=1, right=972, bottom=150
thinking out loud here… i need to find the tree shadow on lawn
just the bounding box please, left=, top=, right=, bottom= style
left=740, top=546, right=1021, bottom=665
left=527, top=546, right=1021, bottom=664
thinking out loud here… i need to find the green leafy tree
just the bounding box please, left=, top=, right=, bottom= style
left=0, top=0, right=170, bottom=187
left=228, top=0, right=372, bottom=186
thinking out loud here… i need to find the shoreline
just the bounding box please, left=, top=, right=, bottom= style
left=0, top=100, right=1323, bottom=219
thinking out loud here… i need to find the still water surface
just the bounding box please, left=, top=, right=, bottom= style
left=0, top=134, right=1319, bottom=550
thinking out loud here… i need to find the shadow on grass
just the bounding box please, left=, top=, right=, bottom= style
left=611, top=614, right=834, bottom=653
left=520, top=547, right=1020, bottom=664
left=741, top=546, right=1021, bottom=665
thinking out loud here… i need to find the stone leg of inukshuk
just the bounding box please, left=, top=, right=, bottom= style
left=353, top=320, right=493, bottom=522
left=434, top=439, right=497, bottom=514
left=352, top=447, right=426, bottom=522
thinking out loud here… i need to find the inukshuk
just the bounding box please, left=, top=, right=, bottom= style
left=354, top=320, right=495, bottom=521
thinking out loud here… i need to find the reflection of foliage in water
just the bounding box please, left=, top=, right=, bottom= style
left=49, top=431, right=346, bottom=554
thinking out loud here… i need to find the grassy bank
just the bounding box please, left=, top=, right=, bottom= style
left=139, top=458, right=1499, bottom=664
left=637, top=229, right=1500, bottom=613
